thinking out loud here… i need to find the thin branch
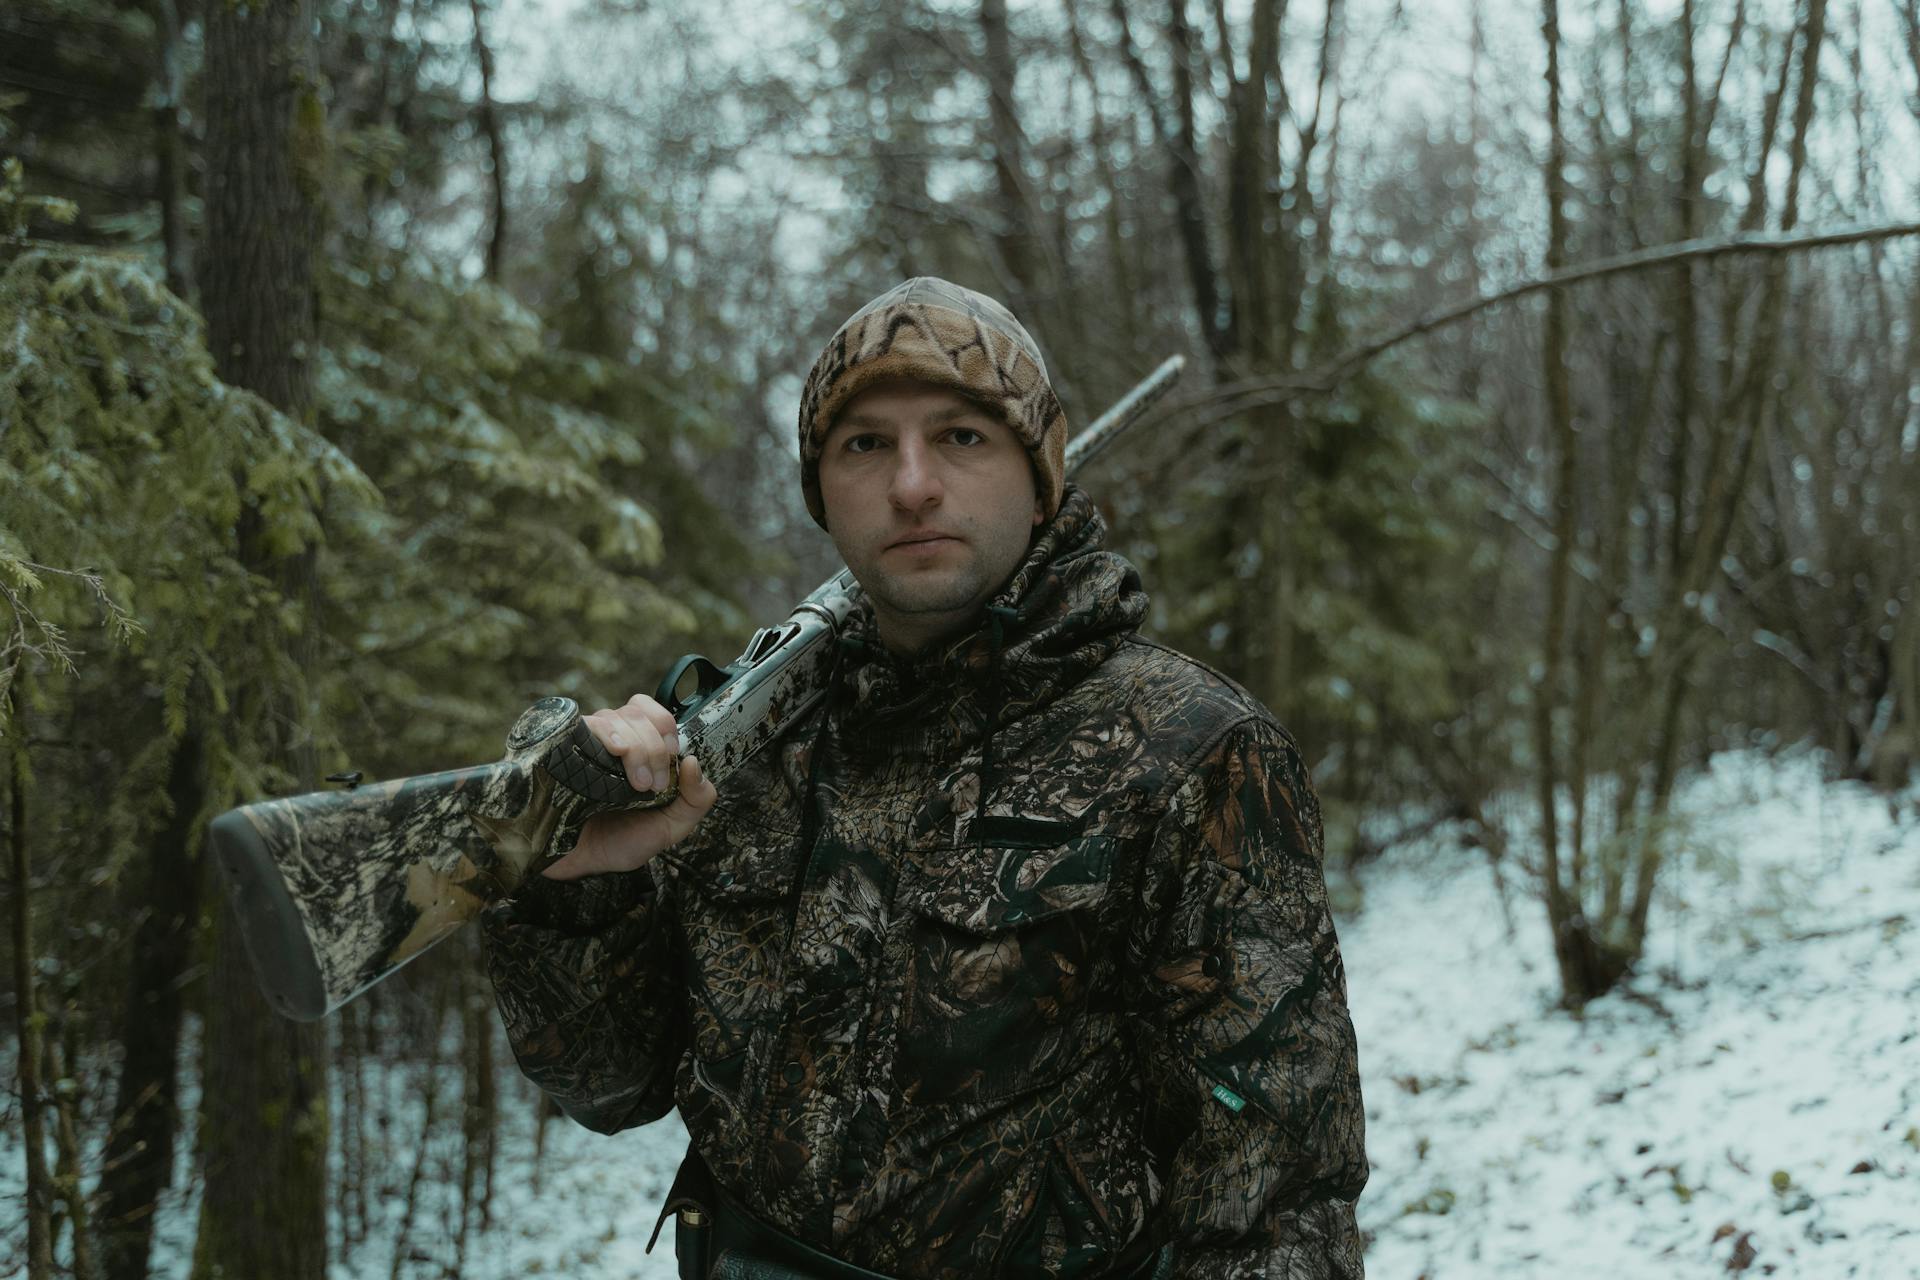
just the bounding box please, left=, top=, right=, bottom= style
left=1303, top=0, right=1340, bottom=147
left=1700, top=0, right=1748, bottom=146
left=1188, top=220, right=1920, bottom=416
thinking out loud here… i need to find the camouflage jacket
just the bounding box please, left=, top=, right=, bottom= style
left=483, top=488, right=1368, bottom=1278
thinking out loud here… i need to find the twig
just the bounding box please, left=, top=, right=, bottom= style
left=1784, top=913, right=1908, bottom=943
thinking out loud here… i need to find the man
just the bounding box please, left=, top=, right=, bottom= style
left=483, top=278, right=1368, bottom=1278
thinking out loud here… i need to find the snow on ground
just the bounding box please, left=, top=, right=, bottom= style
left=5, top=748, right=1915, bottom=1278
left=478, top=1104, right=689, bottom=1278
left=326, top=1084, right=692, bottom=1280
left=1349, top=749, right=1920, bottom=1279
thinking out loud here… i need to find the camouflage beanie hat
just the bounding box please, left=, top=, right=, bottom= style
left=796, top=277, right=1068, bottom=529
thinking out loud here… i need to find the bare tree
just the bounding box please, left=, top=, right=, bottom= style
left=1533, top=0, right=1603, bottom=999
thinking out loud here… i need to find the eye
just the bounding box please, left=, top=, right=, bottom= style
left=946, top=427, right=987, bottom=447
left=843, top=433, right=885, bottom=455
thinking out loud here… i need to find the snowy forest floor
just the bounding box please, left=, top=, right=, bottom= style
left=4, top=748, right=1916, bottom=1278
left=1347, top=749, right=1918, bottom=1279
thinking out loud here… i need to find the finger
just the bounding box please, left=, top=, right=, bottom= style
left=629, top=694, right=680, bottom=752
left=604, top=710, right=668, bottom=791
left=584, top=711, right=650, bottom=790
left=583, top=710, right=623, bottom=751
left=587, top=709, right=644, bottom=756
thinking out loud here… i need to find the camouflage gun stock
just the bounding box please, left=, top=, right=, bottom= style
left=211, top=355, right=1184, bottom=1020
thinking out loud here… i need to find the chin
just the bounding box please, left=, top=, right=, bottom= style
left=873, top=574, right=987, bottom=619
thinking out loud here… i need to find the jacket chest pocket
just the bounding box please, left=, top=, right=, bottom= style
left=894, top=834, right=1118, bottom=1109
left=675, top=817, right=800, bottom=1076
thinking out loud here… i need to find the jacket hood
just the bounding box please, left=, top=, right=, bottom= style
left=828, top=485, right=1147, bottom=754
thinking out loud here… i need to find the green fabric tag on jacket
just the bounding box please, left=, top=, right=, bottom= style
left=1211, top=1084, right=1246, bottom=1113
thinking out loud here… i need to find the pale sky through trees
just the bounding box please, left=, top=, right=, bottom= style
left=490, top=0, right=1920, bottom=251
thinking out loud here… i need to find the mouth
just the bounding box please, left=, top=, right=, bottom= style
left=886, top=532, right=961, bottom=551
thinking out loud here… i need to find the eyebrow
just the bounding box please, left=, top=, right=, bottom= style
left=836, top=403, right=993, bottom=431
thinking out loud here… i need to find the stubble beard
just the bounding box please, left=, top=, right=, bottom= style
left=850, top=541, right=1012, bottom=655
left=864, top=558, right=992, bottom=620
left=834, top=507, right=1038, bottom=651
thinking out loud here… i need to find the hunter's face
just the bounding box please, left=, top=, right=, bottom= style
left=818, top=377, right=1042, bottom=654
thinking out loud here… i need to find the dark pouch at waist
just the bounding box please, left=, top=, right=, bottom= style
left=653, top=1147, right=899, bottom=1280
left=708, top=1180, right=898, bottom=1280
left=645, top=1149, right=715, bottom=1280
left=654, top=1146, right=1171, bottom=1280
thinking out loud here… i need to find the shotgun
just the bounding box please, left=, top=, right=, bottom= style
left=210, top=355, right=1185, bottom=1019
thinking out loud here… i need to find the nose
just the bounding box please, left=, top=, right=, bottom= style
left=888, top=434, right=943, bottom=513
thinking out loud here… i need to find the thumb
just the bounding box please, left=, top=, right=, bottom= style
left=538, top=757, right=717, bottom=881
left=658, top=755, right=718, bottom=845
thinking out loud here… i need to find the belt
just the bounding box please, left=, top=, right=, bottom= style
left=650, top=1147, right=1173, bottom=1280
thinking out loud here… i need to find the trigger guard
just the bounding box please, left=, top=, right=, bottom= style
left=656, top=654, right=733, bottom=718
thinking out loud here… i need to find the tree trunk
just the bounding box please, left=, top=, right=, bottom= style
left=192, top=0, right=330, bottom=1275
left=201, top=0, right=323, bottom=415
left=532, top=1090, right=560, bottom=1177
left=979, top=0, right=1038, bottom=312
left=148, top=0, right=192, bottom=300
left=1668, top=0, right=1702, bottom=576
left=333, top=996, right=357, bottom=1260
left=1137, top=0, right=1229, bottom=365
left=458, top=933, right=498, bottom=1259
left=1535, top=0, right=1605, bottom=1005
left=389, top=994, right=448, bottom=1280
left=1224, top=0, right=1282, bottom=366
left=1062, top=4, right=1143, bottom=333
left=97, top=728, right=204, bottom=1280
left=335, top=990, right=378, bottom=1256
left=1216, top=0, right=1291, bottom=695
left=468, top=0, right=508, bottom=282
left=8, top=684, right=55, bottom=1280
left=46, top=1030, right=99, bottom=1280
left=193, top=899, right=330, bottom=1280
left=1576, top=340, right=1665, bottom=914
left=1626, top=0, right=1830, bottom=952
left=1903, top=0, right=1920, bottom=116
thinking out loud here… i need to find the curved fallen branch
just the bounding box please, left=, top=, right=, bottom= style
left=1179, top=219, right=1920, bottom=421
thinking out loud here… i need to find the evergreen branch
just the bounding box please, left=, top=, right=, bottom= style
left=1185, top=220, right=1920, bottom=418
left=26, top=561, right=142, bottom=647
left=0, top=562, right=144, bottom=690
left=31, top=304, right=192, bottom=343
left=2, top=581, right=75, bottom=675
